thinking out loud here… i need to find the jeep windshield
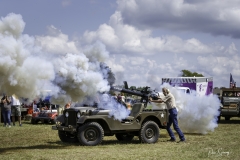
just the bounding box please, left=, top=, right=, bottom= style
left=74, top=102, right=98, bottom=108
left=222, top=91, right=240, bottom=97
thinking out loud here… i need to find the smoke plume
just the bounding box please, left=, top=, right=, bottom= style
left=0, top=13, right=112, bottom=106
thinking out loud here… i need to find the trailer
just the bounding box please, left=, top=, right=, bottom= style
left=162, top=77, right=213, bottom=96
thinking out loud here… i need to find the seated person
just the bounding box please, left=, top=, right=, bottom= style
left=40, top=105, right=48, bottom=111
left=65, top=103, right=71, bottom=109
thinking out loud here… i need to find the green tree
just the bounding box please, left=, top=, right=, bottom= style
left=129, top=86, right=136, bottom=90
left=180, top=70, right=204, bottom=77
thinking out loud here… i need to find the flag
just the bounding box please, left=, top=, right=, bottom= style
left=230, top=73, right=235, bottom=88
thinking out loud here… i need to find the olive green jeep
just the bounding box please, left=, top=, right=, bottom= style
left=219, top=88, right=240, bottom=120
left=52, top=103, right=168, bottom=146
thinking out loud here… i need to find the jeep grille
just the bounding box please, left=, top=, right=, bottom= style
left=65, top=110, right=77, bottom=126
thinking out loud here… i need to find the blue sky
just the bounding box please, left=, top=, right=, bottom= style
left=1, top=0, right=240, bottom=101
left=0, top=0, right=116, bottom=36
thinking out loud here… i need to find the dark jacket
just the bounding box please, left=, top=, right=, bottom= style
left=1, top=96, right=11, bottom=111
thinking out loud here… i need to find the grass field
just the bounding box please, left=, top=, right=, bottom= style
left=0, top=117, right=240, bottom=160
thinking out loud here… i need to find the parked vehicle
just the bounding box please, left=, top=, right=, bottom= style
left=52, top=81, right=171, bottom=146
left=52, top=102, right=168, bottom=146
left=162, top=77, right=213, bottom=96
left=31, top=98, right=59, bottom=124
left=219, top=88, right=240, bottom=120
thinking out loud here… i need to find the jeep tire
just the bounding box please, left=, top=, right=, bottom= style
left=115, top=133, right=134, bottom=142
left=139, top=121, right=159, bottom=143
left=31, top=119, right=35, bottom=124
left=31, top=119, right=38, bottom=124
left=58, top=130, right=79, bottom=143
left=77, top=122, right=104, bottom=146
left=51, top=117, right=57, bottom=124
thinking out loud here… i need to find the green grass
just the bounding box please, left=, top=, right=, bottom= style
left=0, top=117, right=240, bottom=160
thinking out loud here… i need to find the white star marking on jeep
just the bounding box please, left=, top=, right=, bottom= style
left=161, top=113, right=164, bottom=118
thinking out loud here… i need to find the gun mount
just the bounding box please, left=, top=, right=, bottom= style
left=110, top=81, right=159, bottom=107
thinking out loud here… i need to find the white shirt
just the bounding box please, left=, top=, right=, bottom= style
left=121, top=96, right=126, bottom=102
left=161, top=93, right=176, bottom=110
left=11, top=95, right=21, bottom=106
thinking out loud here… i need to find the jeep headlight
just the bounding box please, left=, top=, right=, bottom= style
left=77, top=112, right=81, bottom=118
left=65, top=111, right=69, bottom=117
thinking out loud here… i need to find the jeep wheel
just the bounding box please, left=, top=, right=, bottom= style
left=44, top=120, right=49, bottom=123
left=77, top=122, right=104, bottom=146
left=58, top=130, right=79, bottom=143
left=31, top=119, right=37, bottom=124
left=51, top=117, right=57, bottom=124
left=139, top=121, right=159, bottom=143
left=115, top=133, right=134, bottom=142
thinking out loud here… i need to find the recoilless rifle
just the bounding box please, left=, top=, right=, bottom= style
left=110, top=81, right=160, bottom=107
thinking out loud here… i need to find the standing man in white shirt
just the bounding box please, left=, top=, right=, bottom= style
left=11, top=94, right=22, bottom=126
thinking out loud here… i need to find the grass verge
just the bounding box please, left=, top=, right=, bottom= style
left=0, top=117, right=240, bottom=160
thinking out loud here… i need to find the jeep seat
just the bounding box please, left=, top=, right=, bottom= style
left=125, top=103, right=144, bottom=121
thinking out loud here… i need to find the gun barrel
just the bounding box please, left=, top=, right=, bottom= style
left=110, top=86, right=145, bottom=97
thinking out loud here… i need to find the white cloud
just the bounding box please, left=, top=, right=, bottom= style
left=83, top=24, right=120, bottom=51
left=224, top=43, right=238, bottom=55
left=117, top=0, right=240, bottom=38
left=83, top=11, right=214, bottom=56
left=36, top=26, right=79, bottom=54
left=79, top=0, right=239, bottom=86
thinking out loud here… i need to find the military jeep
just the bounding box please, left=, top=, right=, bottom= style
left=219, top=88, right=240, bottom=120
left=52, top=103, right=168, bottom=146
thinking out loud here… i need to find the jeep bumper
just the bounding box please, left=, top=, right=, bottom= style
left=52, top=125, right=77, bottom=132
left=33, top=117, right=54, bottom=120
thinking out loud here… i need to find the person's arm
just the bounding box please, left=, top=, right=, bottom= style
left=150, top=94, right=171, bottom=103
left=1, top=96, right=6, bottom=103
left=6, top=96, right=11, bottom=104
left=1, top=99, right=5, bottom=103
left=149, top=97, right=164, bottom=103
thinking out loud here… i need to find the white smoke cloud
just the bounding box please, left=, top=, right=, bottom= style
left=178, top=93, right=220, bottom=134
left=0, top=13, right=111, bottom=107
left=99, top=94, right=131, bottom=121
left=0, top=13, right=25, bottom=38
left=76, top=93, right=131, bottom=121
left=107, top=102, right=131, bottom=121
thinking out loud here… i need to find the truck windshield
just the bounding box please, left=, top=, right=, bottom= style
left=177, top=89, right=186, bottom=93
left=222, top=91, right=240, bottom=97
left=74, top=103, right=98, bottom=108
left=177, top=89, right=190, bottom=94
